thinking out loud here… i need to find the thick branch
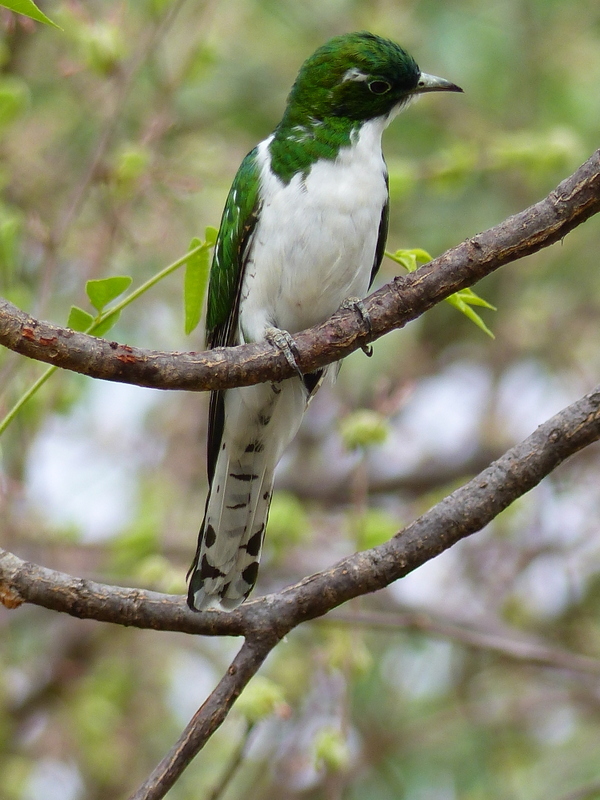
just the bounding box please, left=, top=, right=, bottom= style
left=3, top=385, right=599, bottom=640
left=0, top=150, right=598, bottom=391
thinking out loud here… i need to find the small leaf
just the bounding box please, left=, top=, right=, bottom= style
left=314, top=727, right=351, bottom=772
left=79, top=21, right=126, bottom=75
left=408, top=248, right=433, bottom=264
left=67, top=305, right=94, bottom=332
left=0, top=77, right=30, bottom=128
left=237, top=676, right=286, bottom=724
left=386, top=247, right=433, bottom=273
left=204, top=225, right=218, bottom=245
left=386, top=248, right=495, bottom=337
left=445, top=292, right=495, bottom=338
left=339, top=410, right=389, bottom=451
left=1, top=0, right=61, bottom=28
left=86, top=276, right=132, bottom=312
left=452, top=286, right=497, bottom=310
left=92, top=311, right=121, bottom=338
left=184, top=238, right=210, bottom=335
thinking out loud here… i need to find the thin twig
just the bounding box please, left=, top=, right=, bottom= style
left=554, top=781, right=600, bottom=800
left=41, top=0, right=189, bottom=287
left=0, top=0, right=189, bottom=393
left=206, top=722, right=254, bottom=800
left=325, top=610, right=600, bottom=676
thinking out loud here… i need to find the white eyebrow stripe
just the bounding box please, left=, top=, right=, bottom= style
left=342, top=68, right=368, bottom=83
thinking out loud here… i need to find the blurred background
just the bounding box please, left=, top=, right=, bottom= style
left=1, top=1, right=600, bottom=798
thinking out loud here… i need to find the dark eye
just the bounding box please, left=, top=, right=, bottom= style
left=368, top=80, right=391, bottom=95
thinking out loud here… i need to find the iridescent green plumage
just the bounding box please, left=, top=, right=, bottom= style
left=206, top=149, right=261, bottom=347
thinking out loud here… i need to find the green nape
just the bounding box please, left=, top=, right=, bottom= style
left=269, top=117, right=358, bottom=185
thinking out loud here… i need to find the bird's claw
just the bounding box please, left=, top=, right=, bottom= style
left=265, top=327, right=303, bottom=378
left=339, top=297, right=373, bottom=357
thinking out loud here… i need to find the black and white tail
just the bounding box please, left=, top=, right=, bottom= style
left=187, top=379, right=307, bottom=611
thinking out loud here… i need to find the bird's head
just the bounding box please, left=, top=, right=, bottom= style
left=283, top=32, right=462, bottom=126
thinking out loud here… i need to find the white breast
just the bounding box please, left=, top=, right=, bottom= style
left=238, top=118, right=389, bottom=344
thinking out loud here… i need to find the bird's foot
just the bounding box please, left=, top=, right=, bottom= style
left=339, top=297, right=373, bottom=357
left=265, top=326, right=303, bottom=378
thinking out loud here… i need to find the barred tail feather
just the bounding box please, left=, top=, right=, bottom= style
left=187, top=379, right=306, bottom=611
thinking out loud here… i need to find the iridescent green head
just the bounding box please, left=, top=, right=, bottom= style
left=282, top=31, right=462, bottom=126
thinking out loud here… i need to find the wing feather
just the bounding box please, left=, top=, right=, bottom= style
left=205, top=149, right=262, bottom=481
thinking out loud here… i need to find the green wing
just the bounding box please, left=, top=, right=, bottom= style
left=206, top=147, right=261, bottom=349
left=205, top=148, right=261, bottom=483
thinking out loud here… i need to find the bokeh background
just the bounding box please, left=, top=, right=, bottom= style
left=1, top=1, right=600, bottom=798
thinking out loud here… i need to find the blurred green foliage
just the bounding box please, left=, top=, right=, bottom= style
left=0, top=1, right=600, bottom=799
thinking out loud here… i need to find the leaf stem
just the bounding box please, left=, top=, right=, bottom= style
left=94, top=243, right=206, bottom=324
left=0, top=243, right=208, bottom=437
left=0, top=365, right=57, bottom=436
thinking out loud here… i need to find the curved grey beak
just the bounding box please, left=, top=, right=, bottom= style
left=414, top=72, right=463, bottom=94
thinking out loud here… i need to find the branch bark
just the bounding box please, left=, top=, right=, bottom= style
left=0, top=150, right=598, bottom=392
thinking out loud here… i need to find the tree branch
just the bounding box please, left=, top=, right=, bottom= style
left=127, top=637, right=275, bottom=800
left=2, top=385, right=599, bottom=641
left=0, top=150, right=598, bottom=392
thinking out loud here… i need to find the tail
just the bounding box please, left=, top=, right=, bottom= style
left=187, top=379, right=307, bottom=611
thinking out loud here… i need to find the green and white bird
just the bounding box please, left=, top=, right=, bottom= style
left=187, top=32, right=462, bottom=612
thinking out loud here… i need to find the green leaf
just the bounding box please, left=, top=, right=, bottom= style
left=445, top=291, right=495, bottom=338
left=0, top=77, right=30, bottom=128
left=184, top=238, right=210, bottom=335
left=237, top=676, right=285, bottom=723
left=451, top=286, right=497, bottom=310
left=0, top=0, right=61, bottom=29
left=86, top=276, right=132, bottom=313
left=386, top=248, right=495, bottom=337
left=386, top=247, right=432, bottom=273
left=339, top=410, right=389, bottom=451
left=67, top=306, right=94, bottom=332
left=204, top=225, right=218, bottom=245
left=314, top=727, right=351, bottom=772
left=92, top=311, right=121, bottom=338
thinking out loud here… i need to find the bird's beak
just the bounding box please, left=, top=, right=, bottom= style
left=414, top=72, right=463, bottom=94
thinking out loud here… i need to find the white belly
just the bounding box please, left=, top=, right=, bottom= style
left=238, top=119, right=388, bottom=343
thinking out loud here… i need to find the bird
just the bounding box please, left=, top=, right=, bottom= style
left=187, top=31, right=462, bottom=612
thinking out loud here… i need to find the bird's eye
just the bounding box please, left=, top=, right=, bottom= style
left=368, top=80, right=391, bottom=95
